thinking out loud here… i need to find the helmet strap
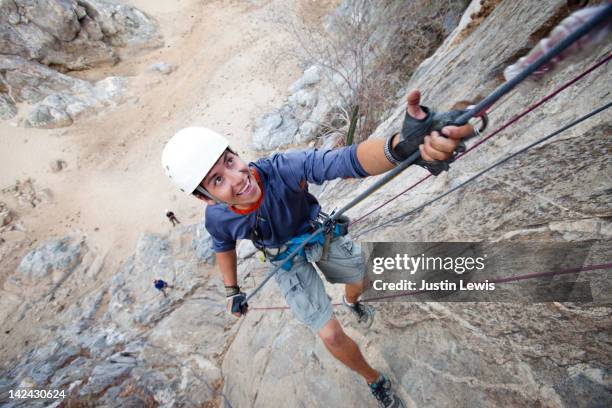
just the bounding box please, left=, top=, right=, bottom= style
left=194, top=185, right=223, bottom=204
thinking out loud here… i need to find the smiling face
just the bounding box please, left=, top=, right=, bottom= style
left=199, top=150, right=262, bottom=208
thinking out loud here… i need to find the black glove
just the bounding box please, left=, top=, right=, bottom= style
left=392, top=105, right=434, bottom=161
left=391, top=107, right=465, bottom=176
left=226, top=292, right=248, bottom=316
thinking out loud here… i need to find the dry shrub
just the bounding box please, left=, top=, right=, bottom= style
left=280, top=0, right=468, bottom=144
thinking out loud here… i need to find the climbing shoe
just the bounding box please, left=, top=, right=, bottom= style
left=342, top=296, right=375, bottom=328
left=369, top=373, right=407, bottom=408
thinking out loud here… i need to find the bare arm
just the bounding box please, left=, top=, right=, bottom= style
left=216, top=249, right=249, bottom=317
left=215, top=249, right=238, bottom=286
left=356, top=134, right=398, bottom=176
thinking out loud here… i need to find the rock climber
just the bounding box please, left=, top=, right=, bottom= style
left=165, top=209, right=180, bottom=227
left=161, top=90, right=474, bottom=408
left=153, top=279, right=173, bottom=297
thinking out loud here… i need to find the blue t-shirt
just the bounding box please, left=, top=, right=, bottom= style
left=205, top=145, right=368, bottom=252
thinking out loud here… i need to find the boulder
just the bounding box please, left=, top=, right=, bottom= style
left=146, top=62, right=175, bottom=75
left=25, top=76, right=126, bottom=128
left=288, top=65, right=321, bottom=94
left=0, top=0, right=159, bottom=71
left=79, top=0, right=160, bottom=49
left=27, top=103, right=74, bottom=128
left=0, top=55, right=127, bottom=128
left=17, top=236, right=85, bottom=283
left=0, top=0, right=160, bottom=125
left=252, top=109, right=300, bottom=151
left=0, top=56, right=91, bottom=104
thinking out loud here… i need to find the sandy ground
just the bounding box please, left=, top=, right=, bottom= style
left=0, top=0, right=339, bottom=363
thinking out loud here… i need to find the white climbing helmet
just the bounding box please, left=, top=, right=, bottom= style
left=162, top=127, right=229, bottom=194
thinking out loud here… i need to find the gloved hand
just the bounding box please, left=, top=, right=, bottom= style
left=392, top=104, right=433, bottom=161
left=226, top=292, right=248, bottom=317
left=391, top=90, right=472, bottom=175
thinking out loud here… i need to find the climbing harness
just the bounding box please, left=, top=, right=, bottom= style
left=258, top=212, right=350, bottom=271
left=318, top=211, right=350, bottom=260
left=241, top=4, right=612, bottom=307
left=270, top=231, right=326, bottom=271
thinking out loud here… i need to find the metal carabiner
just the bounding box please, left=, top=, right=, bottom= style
left=467, top=105, right=488, bottom=136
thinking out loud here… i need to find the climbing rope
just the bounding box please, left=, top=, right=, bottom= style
left=349, top=52, right=611, bottom=229
left=355, top=101, right=611, bottom=237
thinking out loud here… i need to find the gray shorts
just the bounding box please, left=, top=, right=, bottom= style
left=271, top=235, right=365, bottom=332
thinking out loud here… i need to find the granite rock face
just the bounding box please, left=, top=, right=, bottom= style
left=0, top=0, right=159, bottom=71
left=1, top=226, right=234, bottom=408
left=2, top=1, right=611, bottom=407
left=0, top=0, right=160, bottom=127
left=226, top=1, right=612, bottom=407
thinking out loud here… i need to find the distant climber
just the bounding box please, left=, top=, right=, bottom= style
left=153, top=279, right=173, bottom=297
left=161, top=89, right=474, bottom=408
left=165, top=209, right=180, bottom=227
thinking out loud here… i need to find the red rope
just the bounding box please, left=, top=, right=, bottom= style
left=249, top=262, right=611, bottom=310
left=349, top=52, right=611, bottom=228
